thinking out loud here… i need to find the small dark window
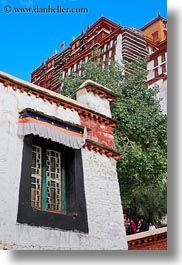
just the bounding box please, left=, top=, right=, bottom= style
left=163, top=22, right=167, bottom=28
left=161, top=53, right=166, bottom=63
left=152, top=31, right=159, bottom=42
left=162, top=64, right=166, bottom=74
left=106, top=44, right=110, bottom=50
left=113, top=39, right=117, bottom=46
left=154, top=58, right=158, bottom=67
left=94, top=29, right=98, bottom=35
left=154, top=68, right=159, bottom=78
left=17, top=135, right=88, bottom=233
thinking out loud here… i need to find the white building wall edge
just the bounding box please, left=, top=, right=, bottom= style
left=0, top=83, right=127, bottom=250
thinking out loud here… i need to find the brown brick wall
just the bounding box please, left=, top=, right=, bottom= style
left=127, top=227, right=167, bottom=250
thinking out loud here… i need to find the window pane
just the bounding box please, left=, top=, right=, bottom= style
left=31, top=145, right=42, bottom=209
left=46, top=149, right=61, bottom=212
left=161, top=54, right=166, bottom=62
left=154, top=58, right=158, bottom=67
left=50, top=157, right=56, bottom=172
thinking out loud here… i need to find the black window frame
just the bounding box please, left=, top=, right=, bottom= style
left=17, top=135, right=89, bottom=233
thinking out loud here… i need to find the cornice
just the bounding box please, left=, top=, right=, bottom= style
left=84, top=139, right=120, bottom=160
left=0, top=71, right=117, bottom=128
left=76, top=80, right=116, bottom=102
left=140, top=15, right=167, bottom=31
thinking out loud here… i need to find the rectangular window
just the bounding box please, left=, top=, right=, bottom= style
left=46, top=149, right=61, bottom=212
left=161, top=53, right=166, bottom=63
left=154, top=68, right=159, bottom=78
left=113, top=39, right=117, bottom=46
left=163, top=22, right=167, bottom=28
left=17, top=135, right=88, bottom=233
left=109, top=50, right=112, bottom=58
left=31, top=145, right=65, bottom=213
left=31, top=145, right=42, bottom=209
left=106, top=44, right=110, bottom=50
left=31, top=145, right=65, bottom=214
left=162, top=64, right=166, bottom=74
left=154, top=58, right=158, bottom=67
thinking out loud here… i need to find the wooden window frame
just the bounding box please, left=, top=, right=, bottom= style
left=31, top=146, right=64, bottom=214
left=17, top=135, right=88, bottom=233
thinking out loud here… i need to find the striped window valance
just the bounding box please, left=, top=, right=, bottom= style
left=17, top=110, right=87, bottom=149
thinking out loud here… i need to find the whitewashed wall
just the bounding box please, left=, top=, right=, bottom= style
left=76, top=88, right=112, bottom=117
left=148, top=80, right=167, bottom=114
left=0, top=82, right=127, bottom=250
left=147, top=56, right=167, bottom=114
left=115, top=34, right=123, bottom=64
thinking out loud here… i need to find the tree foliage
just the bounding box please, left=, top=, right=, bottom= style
left=59, top=58, right=167, bottom=222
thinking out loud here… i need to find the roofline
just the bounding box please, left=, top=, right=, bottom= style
left=70, top=16, right=120, bottom=46
left=0, top=70, right=87, bottom=109
left=0, top=70, right=117, bottom=125
left=87, top=16, right=120, bottom=33
left=75, top=80, right=116, bottom=101
left=140, top=14, right=167, bottom=31
left=127, top=226, right=167, bottom=241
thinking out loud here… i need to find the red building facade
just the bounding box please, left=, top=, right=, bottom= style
left=31, top=15, right=167, bottom=110
left=127, top=227, right=167, bottom=250
left=141, top=14, right=167, bottom=87
left=31, top=17, right=150, bottom=92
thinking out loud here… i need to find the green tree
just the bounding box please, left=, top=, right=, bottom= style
left=59, top=58, right=167, bottom=222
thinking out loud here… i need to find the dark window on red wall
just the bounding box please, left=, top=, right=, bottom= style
left=161, top=53, right=166, bottom=63
left=154, top=68, right=159, bottom=78
left=154, top=58, right=158, bottom=67
left=162, top=64, right=166, bottom=74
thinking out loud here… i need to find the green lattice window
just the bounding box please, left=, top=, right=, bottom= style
left=31, top=145, right=42, bottom=209
left=31, top=145, right=66, bottom=213
left=17, top=135, right=88, bottom=233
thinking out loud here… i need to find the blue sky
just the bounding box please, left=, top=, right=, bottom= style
left=0, top=0, right=167, bottom=81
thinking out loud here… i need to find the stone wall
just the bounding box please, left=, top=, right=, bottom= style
left=0, top=73, right=127, bottom=250
left=82, top=148, right=127, bottom=249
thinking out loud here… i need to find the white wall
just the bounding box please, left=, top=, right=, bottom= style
left=115, top=34, right=123, bottom=64
left=82, top=148, right=127, bottom=250
left=149, top=79, right=167, bottom=114
left=76, top=88, right=112, bottom=117
left=0, top=82, right=127, bottom=250
left=147, top=58, right=167, bottom=114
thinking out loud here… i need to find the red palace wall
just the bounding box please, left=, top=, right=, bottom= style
left=127, top=227, right=167, bottom=250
